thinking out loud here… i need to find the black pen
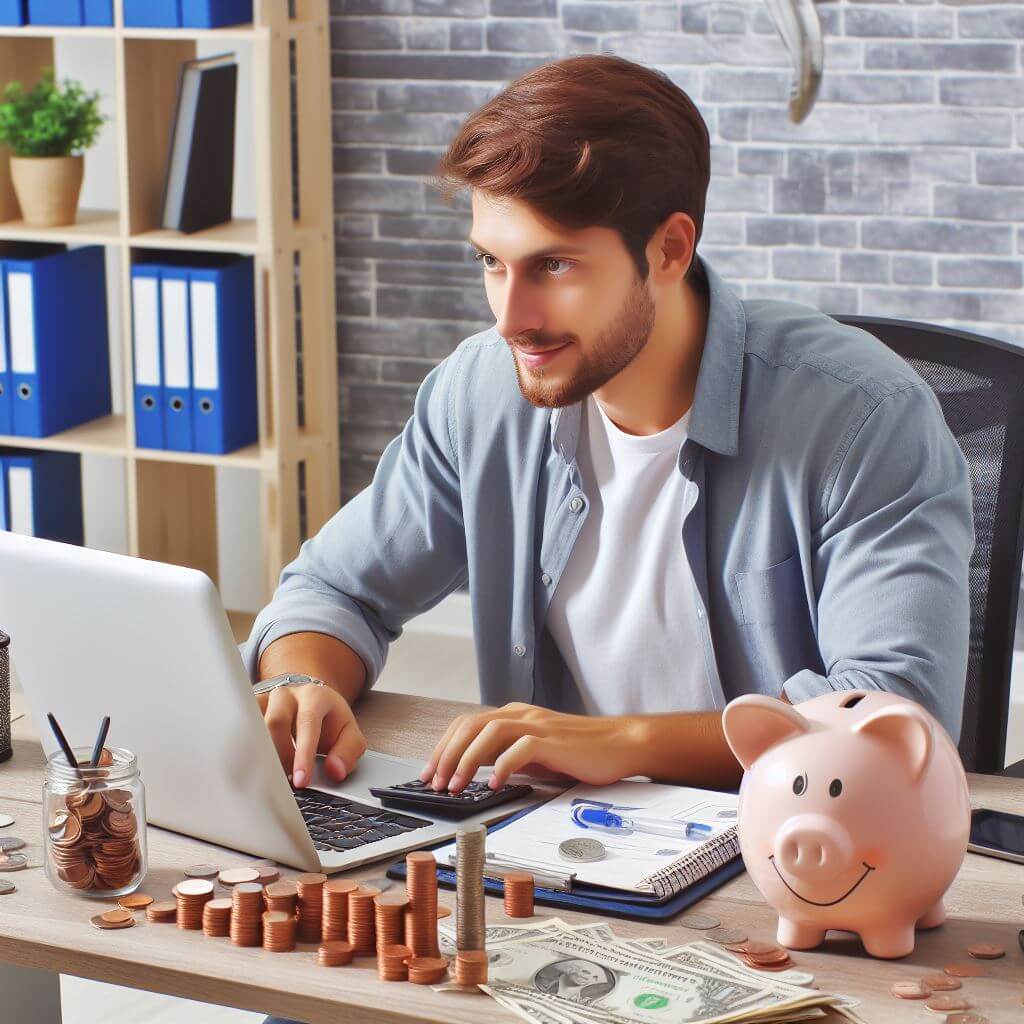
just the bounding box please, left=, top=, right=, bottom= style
left=89, top=716, right=110, bottom=768
left=46, top=712, right=79, bottom=771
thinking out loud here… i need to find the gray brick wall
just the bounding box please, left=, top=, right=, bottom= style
left=329, top=0, right=1024, bottom=502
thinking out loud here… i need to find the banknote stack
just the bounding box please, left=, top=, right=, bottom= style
left=438, top=917, right=867, bottom=1024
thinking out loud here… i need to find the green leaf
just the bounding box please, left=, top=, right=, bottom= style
left=0, top=67, right=105, bottom=157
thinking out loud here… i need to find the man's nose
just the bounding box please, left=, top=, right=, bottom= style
left=494, top=277, right=544, bottom=341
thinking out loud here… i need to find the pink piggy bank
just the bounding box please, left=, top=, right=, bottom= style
left=722, top=690, right=970, bottom=959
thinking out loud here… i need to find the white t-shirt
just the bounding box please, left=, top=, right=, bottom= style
left=545, top=394, right=714, bottom=716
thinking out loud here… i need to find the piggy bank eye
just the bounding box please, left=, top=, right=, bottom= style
left=792, top=773, right=807, bottom=796
left=829, top=778, right=843, bottom=798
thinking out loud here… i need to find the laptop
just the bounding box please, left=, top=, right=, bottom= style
left=0, top=532, right=545, bottom=873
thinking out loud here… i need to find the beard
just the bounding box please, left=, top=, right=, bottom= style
left=508, top=272, right=657, bottom=409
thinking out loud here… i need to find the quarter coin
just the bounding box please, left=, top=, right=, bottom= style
left=558, top=837, right=606, bottom=863
left=678, top=913, right=720, bottom=930
left=0, top=814, right=14, bottom=828
left=184, top=863, right=220, bottom=879
left=0, top=837, right=25, bottom=852
left=218, top=867, right=260, bottom=886
left=0, top=853, right=27, bottom=871
left=0, top=879, right=15, bottom=895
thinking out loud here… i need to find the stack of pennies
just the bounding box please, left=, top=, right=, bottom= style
left=724, top=940, right=794, bottom=972
left=378, top=942, right=412, bottom=981
left=264, top=879, right=299, bottom=916
left=262, top=909, right=297, bottom=952
left=90, top=907, right=136, bottom=931
left=229, top=881, right=265, bottom=947
left=318, top=939, right=355, bottom=967
left=348, top=885, right=380, bottom=956
left=404, top=954, right=449, bottom=985
left=503, top=871, right=535, bottom=918
left=295, top=873, right=326, bottom=943
left=405, top=851, right=439, bottom=957
left=455, top=822, right=486, bottom=951
left=146, top=899, right=177, bottom=923
left=455, top=949, right=489, bottom=987
left=322, top=878, right=357, bottom=941
left=175, top=878, right=215, bottom=930
left=202, top=898, right=233, bottom=937
left=48, top=783, right=143, bottom=893
left=374, top=890, right=410, bottom=951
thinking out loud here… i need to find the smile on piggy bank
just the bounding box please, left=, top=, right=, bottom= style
left=721, top=690, right=970, bottom=959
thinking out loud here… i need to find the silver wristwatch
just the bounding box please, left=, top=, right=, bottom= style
left=252, top=672, right=326, bottom=697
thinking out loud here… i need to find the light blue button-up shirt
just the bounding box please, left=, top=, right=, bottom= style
left=240, top=253, right=975, bottom=742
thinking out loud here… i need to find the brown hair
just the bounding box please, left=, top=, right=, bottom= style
left=432, top=53, right=711, bottom=290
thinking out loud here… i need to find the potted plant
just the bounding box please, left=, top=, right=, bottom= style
left=0, top=67, right=104, bottom=227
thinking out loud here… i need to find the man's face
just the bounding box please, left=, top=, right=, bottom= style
left=469, top=192, right=657, bottom=409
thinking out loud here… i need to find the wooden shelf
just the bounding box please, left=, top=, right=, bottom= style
left=0, top=414, right=128, bottom=456
left=0, top=0, right=340, bottom=608
left=0, top=209, right=121, bottom=245
left=130, top=218, right=260, bottom=254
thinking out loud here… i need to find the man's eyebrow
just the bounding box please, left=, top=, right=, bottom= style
left=467, top=238, right=589, bottom=260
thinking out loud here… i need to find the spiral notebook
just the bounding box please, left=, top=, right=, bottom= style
left=431, top=779, right=741, bottom=900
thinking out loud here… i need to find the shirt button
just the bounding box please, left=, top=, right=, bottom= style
left=569, top=496, right=584, bottom=513
left=541, top=573, right=552, bottom=586
left=697, top=607, right=704, bottom=619
left=513, top=643, right=526, bottom=657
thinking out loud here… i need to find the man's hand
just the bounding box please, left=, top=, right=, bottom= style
left=257, top=683, right=367, bottom=789
left=419, top=702, right=643, bottom=794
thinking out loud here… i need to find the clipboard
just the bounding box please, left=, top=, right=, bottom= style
left=385, top=803, right=745, bottom=922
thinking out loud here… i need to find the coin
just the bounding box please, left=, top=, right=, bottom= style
left=503, top=871, right=534, bottom=919
left=177, top=878, right=215, bottom=897
left=966, top=943, right=1004, bottom=959
left=90, top=913, right=135, bottom=931
left=118, top=893, right=153, bottom=910
left=945, top=1014, right=989, bottom=1024
left=707, top=927, right=747, bottom=945
left=405, top=851, right=440, bottom=958
left=455, top=948, right=488, bottom=987
left=920, top=973, right=961, bottom=991
left=678, top=913, right=720, bottom=930
left=375, top=891, right=410, bottom=952
left=944, top=962, right=989, bottom=978
left=456, top=823, right=486, bottom=951
left=184, top=863, right=220, bottom=879
left=0, top=853, right=27, bottom=871
left=318, top=939, right=355, bottom=966
left=218, top=867, right=260, bottom=886
left=296, top=872, right=327, bottom=944
left=891, top=980, right=932, bottom=999
left=202, top=897, right=232, bottom=937
left=0, top=879, right=15, bottom=895
left=0, top=837, right=25, bottom=853
left=558, top=837, right=606, bottom=863
left=146, top=900, right=178, bottom=923
left=100, top=908, right=135, bottom=924
left=925, top=993, right=970, bottom=1013
left=0, top=814, right=14, bottom=828
left=255, top=866, right=280, bottom=884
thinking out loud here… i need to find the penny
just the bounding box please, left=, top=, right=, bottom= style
left=146, top=900, right=178, bottom=923
left=920, top=973, right=961, bottom=991
left=678, top=913, right=720, bottom=930
left=255, top=867, right=280, bottom=884
left=944, top=962, right=989, bottom=978
left=891, top=980, right=932, bottom=999
left=100, top=908, right=134, bottom=924
left=218, top=867, right=260, bottom=886
left=177, top=878, right=215, bottom=897
left=925, top=993, right=970, bottom=1013
left=0, top=853, right=27, bottom=871
left=0, top=814, right=14, bottom=828
left=118, top=893, right=153, bottom=910
left=0, top=837, right=25, bottom=852
left=0, top=879, right=15, bottom=895
left=90, top=913, right=135, bottom=931
left=184, top=863, right=220, bottom=879
left=945, top=1014, right=990, bottom=1024
left=966, top=943, right=1004, bottom=959
left=558, top=837, right=606, bottom=863
left=737, top=941, right=782, bottom=956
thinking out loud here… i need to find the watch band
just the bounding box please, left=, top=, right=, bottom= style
left=252, top=672, right=326, bottom=697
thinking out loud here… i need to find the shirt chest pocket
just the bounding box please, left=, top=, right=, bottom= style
left=734, top=551, right=805, bottom=626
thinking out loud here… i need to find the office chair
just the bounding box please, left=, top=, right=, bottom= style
left=832, top=315, right=1024, bottom=776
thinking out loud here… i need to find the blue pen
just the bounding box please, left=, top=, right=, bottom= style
left=571, top=804, right=713, bottom=841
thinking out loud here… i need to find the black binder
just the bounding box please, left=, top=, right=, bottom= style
left=161, top=53, right=238, bottom=234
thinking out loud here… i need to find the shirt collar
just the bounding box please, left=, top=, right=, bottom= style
left=549, top=251, right=747, bottom=463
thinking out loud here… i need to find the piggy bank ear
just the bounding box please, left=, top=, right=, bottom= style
left=852, top=703, right=933, bottom=782
left=722, top=695, right=813, bottom=771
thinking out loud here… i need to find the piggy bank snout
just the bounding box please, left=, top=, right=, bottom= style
left=774, top=815, right=855, bottom=883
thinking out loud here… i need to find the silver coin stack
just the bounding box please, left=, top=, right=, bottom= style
left=0, top=630, right=11, bottom=765
left=455, top=821, right=486, bottom=951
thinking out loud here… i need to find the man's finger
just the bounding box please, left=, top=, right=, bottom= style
left=420, top=714, right=470, bottom=782
left=449, top=718, right=523, bottom=793
left=431, top=714, right=497, bottom=791
left=325, top=721, right=367, bottom=781
left=291, top=688, right=330, bottom=789
left=263, top=687, right=298, bottom=777
left=489, top=735, right=551, bottom=791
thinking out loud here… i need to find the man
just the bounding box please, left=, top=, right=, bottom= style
left=242, top=53, right=973, bottom=810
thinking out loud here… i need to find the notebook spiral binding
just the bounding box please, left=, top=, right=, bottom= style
left=641, top=825, right=740, bottom=899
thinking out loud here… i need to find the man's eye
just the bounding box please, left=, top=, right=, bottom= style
left=544, top=258, right=572, bottom=276
left=473, top=252, right=497, bottom=270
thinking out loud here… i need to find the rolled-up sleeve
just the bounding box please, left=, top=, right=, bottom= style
left=238, top=346, right=469, bottom=688
left=782, top=382, right=975, bottom=741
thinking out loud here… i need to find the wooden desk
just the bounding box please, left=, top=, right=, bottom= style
left=1, top=690, right=1022, bottom=1023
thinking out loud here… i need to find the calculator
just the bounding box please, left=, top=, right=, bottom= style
left=368, top=778, right=534, bottom=820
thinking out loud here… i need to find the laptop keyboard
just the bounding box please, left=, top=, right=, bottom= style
left=294, top=788, right=433, bottom=852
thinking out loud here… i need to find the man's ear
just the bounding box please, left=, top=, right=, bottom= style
left=722, top=694, right=813, bottom=771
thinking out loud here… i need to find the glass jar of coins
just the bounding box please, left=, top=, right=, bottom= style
left=42, top=746, right=147, bottom=899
